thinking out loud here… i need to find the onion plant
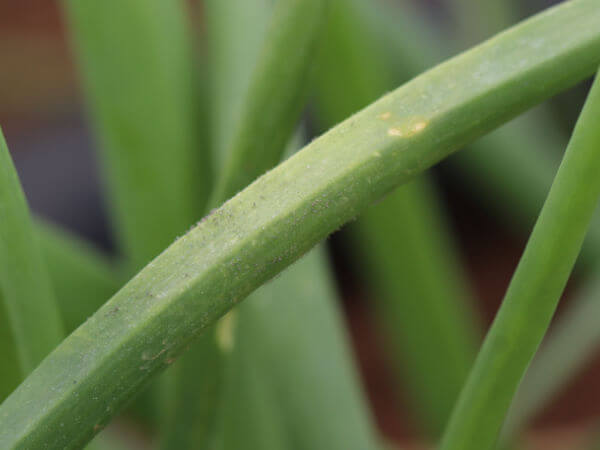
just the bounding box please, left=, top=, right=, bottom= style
left=1, top=1, right=600, bottom=449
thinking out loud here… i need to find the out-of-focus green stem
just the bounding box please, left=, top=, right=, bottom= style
left=37, top=221, right=121, bottom=333
left=205, top=0, right=272, bottom=168
left=208, top=0, right=323, bottom=206
left=440, top=70, right=600, bottom=450
left=312, top=0, right=478, bottom=435
left=355, top=179, right=478, bottom=433
left=448, top=0, right=515, bottom=46
left=0, top=128, right=64, bottom=381
left=63, top=0, right=210, bottom=271
left=0, top=296, right=20, bottom=402
left=205, top=0, right=324, bottom=210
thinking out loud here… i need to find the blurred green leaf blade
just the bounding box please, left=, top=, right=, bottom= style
left=63, top=0, right=210, bottom=270
left=0, top=129, right=64, bottom=385
left=37, top=221, right=121, bottom=333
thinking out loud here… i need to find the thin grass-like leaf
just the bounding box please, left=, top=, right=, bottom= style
left=63, top=0, right=210, bottom=271
left=37, top=221, right=120, bottom=333
left=355, top=180, right=479, bottom=433
left=0, top=295, right=20, bottom=401
left=0, top=128, right=64, bottom=382
left=1, top=220, right=119, bottom=400
left=449, top=0, right=515, bottom=46
left=440, top=70, right=600, bottom=450
left=205, top=0, right=273, bottom=167
left=208, top=0, right=323, bottom=206
left=500, top=272, right=600, bottom=441
left=1, top=3, right=600, bottom=446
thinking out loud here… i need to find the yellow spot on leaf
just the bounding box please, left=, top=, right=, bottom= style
left=378, top=112, right=391, bottom=120
left=387, top=118, right=428, bottom=138
left=412, top=121, right=427, bottom=132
